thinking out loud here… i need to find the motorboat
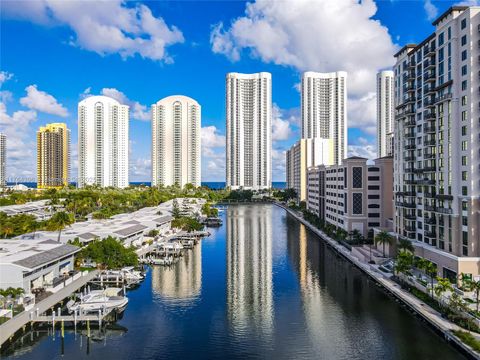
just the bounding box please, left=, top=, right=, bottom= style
left=150, top=256, right=174, bottom=266
left=67, top=288, right=128, bottom=314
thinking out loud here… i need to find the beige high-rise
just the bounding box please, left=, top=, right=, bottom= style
left=37, top=123, right=70, bottom=189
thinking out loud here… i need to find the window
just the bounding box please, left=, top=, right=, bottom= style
left=368, top=185, right=380, bottom=190
left=368, top=176, right=380, bottom=181
left=462, top=126, right=467, bottom=136
left=368, top=194, right=380, bottom=200
left=462, top=186, right=468, bottom=196
left=462, top=96, right=467, bottom=106
left=461, top=18, right=467, bottom=30
left=462, top=111, right=467, bottom=121
left=353, top=193, right=363, bottom=214
left=368, top=213, right=380, bottom=218
left=439, top=32, right=444, bottom=46
left=462, top=141, right=468, bottom=151
left=462, top=80, right=467, bottom=90
left=462, top=50, right=467, bottom=61
left=461, top=35, right=467, bottom=46
left=462, top=65, right=468, bottom=76
left=352, top=167, right=363, bottom=188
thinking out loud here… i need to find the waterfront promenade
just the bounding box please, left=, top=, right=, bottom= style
left=276, top=203, right=480, bottom=359
left=0, top=270, right=99, bottom=347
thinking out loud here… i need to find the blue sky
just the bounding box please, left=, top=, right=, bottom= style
left=0, top=0, right=469, bottom=182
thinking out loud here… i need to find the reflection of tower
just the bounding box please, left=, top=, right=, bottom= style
left=151, top=243, right=202, bottom=306
left=226, top=205, right=273, bottom=336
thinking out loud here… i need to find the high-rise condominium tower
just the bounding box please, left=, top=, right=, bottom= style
left=301, top=71, right=347, bottom=165
left=151, top=95, right=201, bottom=187
left=78, top=95, right=129, bottom=188
left=0, top=133, right=5, bottom=187
left=394, top=6, right=480, bottom=281
left=226, top=72, right=272, bottom=190
left=376, top=70, right=394, bottom=157
left=37, top=123, right=70, bottom=189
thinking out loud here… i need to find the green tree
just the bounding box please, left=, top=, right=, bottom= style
left=81, top=236, right=138, bottom=269
left=172, top=199, right=181, bottom=219
left=434, top=277, right=453, bottom=307
left=394, top=251, right=414, bottom=278
left=398, top=238, right=414, bottom=254
left=375, top=231, right=393, bottom=257
left=48, top=211, right=74, bottom=242
left=416, top=258, right=437, bottom=298
left=463, top=278, right=480, bottom=313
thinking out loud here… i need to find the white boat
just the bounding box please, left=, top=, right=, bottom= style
left=105, top=267, right=144, bottom=283
left=150, top=256, right=174, bottom=266
left=67, top=288, right=128, bottom=314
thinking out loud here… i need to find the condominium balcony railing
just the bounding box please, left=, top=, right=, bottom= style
left=404, top=118, right=416, bottom=127
left=424, top=125, right=436, bottom=133
left=435, top=93, right=453, bottom=104
left=424, top=59, right=436, bottom=69
left=436, top=194, right=454, bottom=201
left=416, top=178, right=435, bottom=185
left=424, top=139, right=436, bottom=146
left=424, top=112, right=436, bottom=120
left=425, top=216, right=436, bottom=225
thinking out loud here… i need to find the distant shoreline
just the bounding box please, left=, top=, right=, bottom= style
left=5, top=181, right=287, bottom=190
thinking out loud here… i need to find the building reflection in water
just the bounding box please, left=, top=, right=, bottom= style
left=151, top=243, right=202, bottom=306
left=226, top=205, right=273, bottom=337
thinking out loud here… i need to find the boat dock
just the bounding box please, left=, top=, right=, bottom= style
left=0, top=270, right=99, bottom=347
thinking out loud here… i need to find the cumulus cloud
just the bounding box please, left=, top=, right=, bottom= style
left=0, top=71, right=13, bottom=86
left=272, top=104, right=294, bottom=141
left=424, top=0, right=439, bottom=21
left=348, top=138, right=377, bottom=160
left=20, top=85, right=69, bottom=117
left=348, top=92, right=377, bottom=135
left=272, top=147, right=287, bottom=181
left=1, top=0, right=184, bottom=63
left=100, top=88, right=150, bottom=121
left=201, top=125, right=226, bottom=181
left=130, top=157, right=152, bottom=181
left=210, top=0, right=397, bottom=96
left=0, top=102, right=38, bottom=179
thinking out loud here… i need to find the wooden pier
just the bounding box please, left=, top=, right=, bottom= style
left=0, top=270, right=99, bottom=347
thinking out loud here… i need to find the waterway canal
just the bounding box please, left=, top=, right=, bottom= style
left=3, top=204, right=465, bottom=359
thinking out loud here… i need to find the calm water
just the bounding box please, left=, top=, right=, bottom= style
left=3, top=205, right=464, bottom=359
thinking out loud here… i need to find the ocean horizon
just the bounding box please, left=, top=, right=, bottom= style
left=6, top=181, right=287, bottom=190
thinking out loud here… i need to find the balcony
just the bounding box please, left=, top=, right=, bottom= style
left=424, top=125, right=436, bottom=133
left=424, top=204, right=436, bottom=212
left=424, top=139, right=436, bottom=146
left=424, top=72, right=436, bottom=83
left=424, top=112, right=436, bottom=120
left=404, top=131, right=415, bottom=139
left=425, top=216, right=436, bottom=225
left=404, top=156, right=415, bottom=162
left=404, top=118, right=416, bottom=127
left=405, top=226, right=417, bottom=232
left=407, top=59, right=416, bottom=69
left=405, top=143, right=416, bottom=150
left=424, top=191, right=436, bottom=198
left=436, top=194, right=454, bottom=201
left=425, top=231, right=437, bottom=238
left=423, top=166, right=436, bottom=172
left=436, top=207, right=453, bottom=215
left=426, top=46, right=436, bottom=56
left=424, top=59, right=436, bottom=69
left=424, top=153, right=436, bottom=159
left=405, top=214, right=416, bottom=220
left=417, top=178, right=435, bottom=185
left=435, top=93, right=453, bottom=104
left=404, top=167, right=415, bottom=173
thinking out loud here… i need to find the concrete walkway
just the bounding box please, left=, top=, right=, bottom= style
left=0, top=270, right=99, bottom=347
left=276, top=203, right=480, bottom=359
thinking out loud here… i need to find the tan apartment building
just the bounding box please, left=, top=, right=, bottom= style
left=394, top=6, right=480, bottom=281
left=307, top=156, right=393, bottom=237
left=37, top=123, right=70, bottom=189
left=286, top=138, right=333, bottom=202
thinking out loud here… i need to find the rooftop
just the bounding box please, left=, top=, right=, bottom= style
left=0, top=239, right=80, bottom=270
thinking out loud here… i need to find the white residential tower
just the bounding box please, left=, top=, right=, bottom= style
left=226, top=72, right=272, bottom=190
left=78, top=95, right=129, bottom=188
left=376, top=70, right=395, bottom=157
left=151, top=95, right=201, bottom=188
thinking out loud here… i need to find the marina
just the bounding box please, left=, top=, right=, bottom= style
left=1, top=204, right=467, bottom=359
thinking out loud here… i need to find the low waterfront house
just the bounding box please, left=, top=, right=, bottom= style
left=0, top=199, right=56, bottom=220
left=15, top=204, right=174, bottom=247
left=0, top=238, right=80, bottom=294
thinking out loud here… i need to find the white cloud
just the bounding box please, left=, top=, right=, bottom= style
left=100, top=88, right=150, bottom=121
left=348, top=92, right=377, bottom=135
left=0, top=71, right=13, bottom=86
left=210, top=0, right=397, bottom=96
left=0, top=102, right=38, bottom=179
left=272, top=104, right=294, bottom=141
left=20, top=85, right=69, bottom=117
left=130, top=157, right=151, bottom=181
left=272, top=147, right=287, bottom=181
left=2, top=0, right=184, bottom=63
left=348, top=143, right=377, bottom=160
left=201, top=125, right=226, bottom=149
left=201, top=125, right=225, bottom=181
left=0, top=91, right=13, bottom=103
left=424, top=0, right=439, bottom=21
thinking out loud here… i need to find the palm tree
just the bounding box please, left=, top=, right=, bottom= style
left=434, top=277, right=452, bottom=307
left=49, top=211, right=74, bottom=242
left=375, top=231, right=393, bottom=257
left=416, top=259, right=437, bottom=298
left=398, top=238, right=414, bottom=254
left=463, top=278, right=480, bottom=313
